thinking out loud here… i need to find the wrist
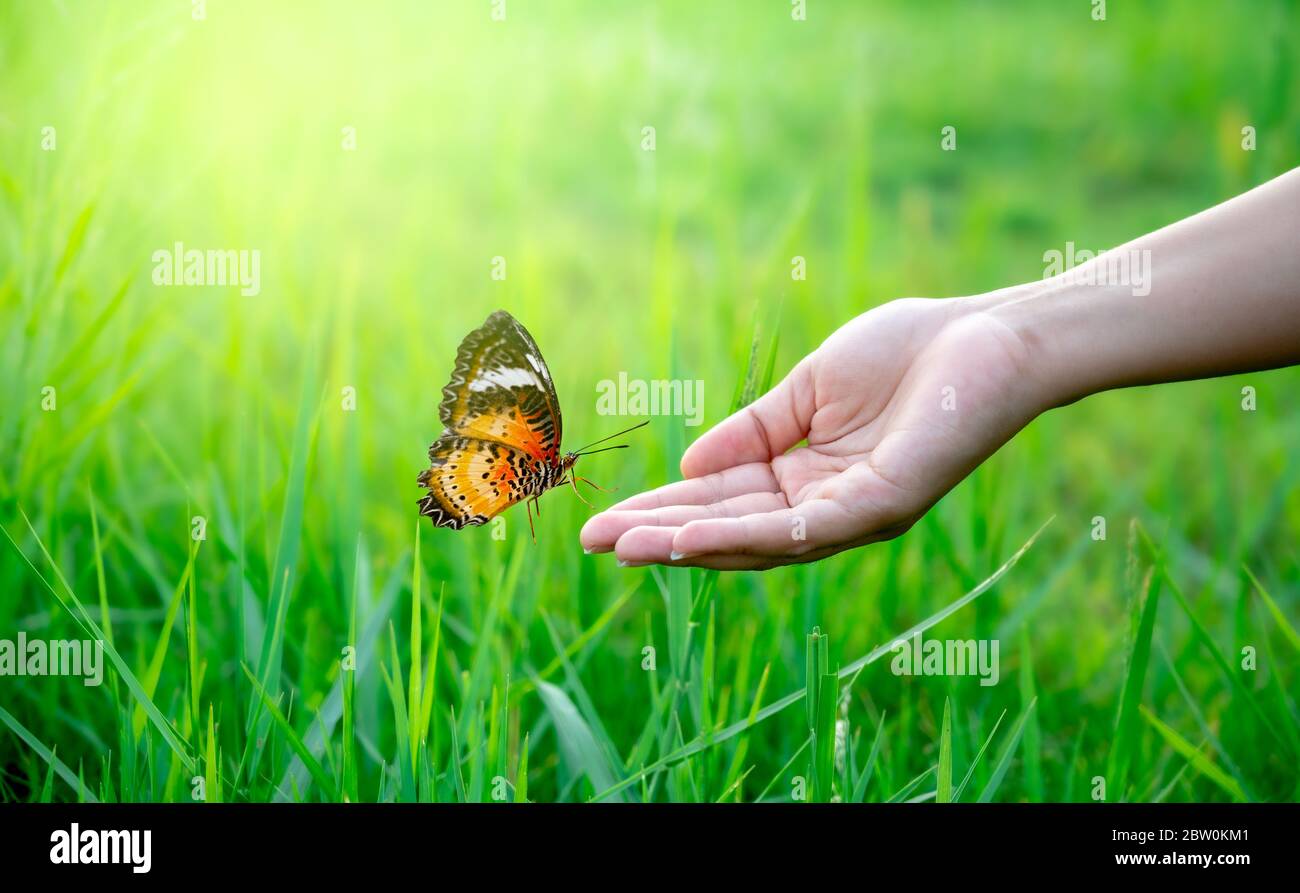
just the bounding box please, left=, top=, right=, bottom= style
left=955, top=280, right=1085, bottom=412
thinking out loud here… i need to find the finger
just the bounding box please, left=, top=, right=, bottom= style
left=676, top=542, right=856, bottom=570
left=611, top=524, right=808, bottom=570
left=669, top=498, right=863, bottom=559
left=580, top=491, right=789, bottom=554
left=603, top=462, right=779, bottom=512
left=611, top=524, right=678, bottom=564
left=613, top=530, right=872, bottom=571
left=680, top=361, right=813, bottom=479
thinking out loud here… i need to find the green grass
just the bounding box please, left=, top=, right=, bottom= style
left=1, top=0, right=1298, bottom=804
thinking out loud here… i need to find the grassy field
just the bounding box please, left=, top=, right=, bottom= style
left=1, top=0, right=1298, bottom=804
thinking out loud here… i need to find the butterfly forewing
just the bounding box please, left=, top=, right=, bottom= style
left=438, top=310, right=562, bottom=463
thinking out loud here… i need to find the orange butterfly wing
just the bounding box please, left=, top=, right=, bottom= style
left=419, top=311, right=564, bottom=528
left=417, top=436, right=545, bottom=528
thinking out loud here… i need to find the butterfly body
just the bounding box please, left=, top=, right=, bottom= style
left=419, top=310, right=608, bottom=539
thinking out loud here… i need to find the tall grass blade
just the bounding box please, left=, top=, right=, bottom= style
left=976, top=697, right=1037, bottom=803
left=936, top=697, right=953, bottom=803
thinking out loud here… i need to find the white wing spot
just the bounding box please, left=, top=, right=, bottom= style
left=526, top=352, right=550, bottom=381
left=469, top=366, right=540, bottom=391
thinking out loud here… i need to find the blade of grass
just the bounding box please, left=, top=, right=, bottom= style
left=0, top=704, right=100, bottom=802
left=887, top=766, right=936, bottom=803
left=755, top=737, right=811, bottom=802
left=936, top=697, right=953, bottom=803
left=246, top=351, right=320, bottom=741
left=952, top=708, right=1007, bottom=803
left=976, top=697, right=1037, bottom=803
left=1018, top=627, right=1043, bottom=801
left=514, top=732, right=530, bottom=803
left=242, top=664, right=339, bottom=802
left=1139, top=706, right=1246, bottom=801
left=1243, top=565, right=1300, bottom=652
left=851, top=711, right=886, bottom=803
left=408, top=522, right=422, bottom=779
left=1108, top=565, right=1160, bottom=799
left=1155, top=638, right=1253, bottom=801
left=534, top=679, right=623, bottom=801
left=133, top=544, right=196, bottom=738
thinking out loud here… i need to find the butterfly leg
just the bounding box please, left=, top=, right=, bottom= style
left=575, top=475, right=616, bottom=495
left=567, top=474, right=596, bottom=509
left=525, top=497, right=537, bottom=544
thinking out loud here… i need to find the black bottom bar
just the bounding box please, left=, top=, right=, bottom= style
left=0, top=802, right=1288, bottom=878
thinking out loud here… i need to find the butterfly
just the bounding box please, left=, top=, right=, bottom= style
left=418, top=310, right=647, bottom=541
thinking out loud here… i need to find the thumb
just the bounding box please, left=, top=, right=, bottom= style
left=680, top=359, right=813, bottom=479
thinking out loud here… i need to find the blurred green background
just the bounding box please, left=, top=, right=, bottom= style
left=1, top=0, right=1297, bottom=803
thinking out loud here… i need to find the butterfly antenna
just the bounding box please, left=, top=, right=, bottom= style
left=573, top=444, right=630, bottom=457
left=572, top=419, right=649, bottom=455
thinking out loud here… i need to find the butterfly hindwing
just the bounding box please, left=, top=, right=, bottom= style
left=417, top=435, right=555, bottom=528
left=439, top=310, right=562, bottom=464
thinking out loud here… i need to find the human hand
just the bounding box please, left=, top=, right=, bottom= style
left=581, top=168, right=1300, bottom=569
left=580, top=295, right=1050, bottom=569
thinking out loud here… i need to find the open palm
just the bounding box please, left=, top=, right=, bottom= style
left=580, top=298, right=1044, bottom=570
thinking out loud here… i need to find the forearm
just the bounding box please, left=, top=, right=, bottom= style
left=972, top=167, right=1300, bottom=408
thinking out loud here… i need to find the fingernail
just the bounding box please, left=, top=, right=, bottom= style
left=617, top=559, right=649, bottom=568
left=583, top=547, right=594, bottom=554
left=669, top=551, right=694, bottom=561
